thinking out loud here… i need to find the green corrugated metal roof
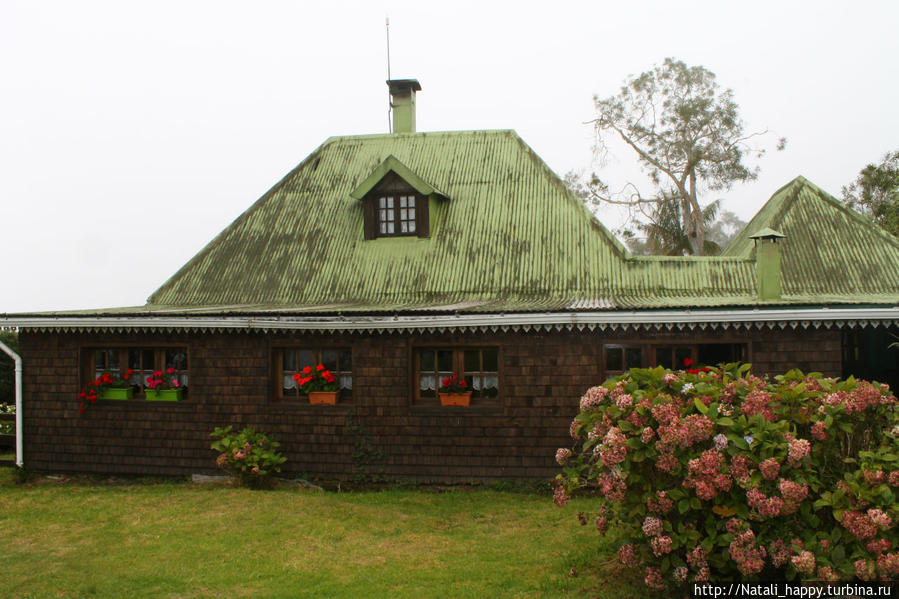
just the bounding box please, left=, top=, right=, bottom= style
left=104, top=136, right=894, bottom=314
left=723, top=176, right=899, bottom=299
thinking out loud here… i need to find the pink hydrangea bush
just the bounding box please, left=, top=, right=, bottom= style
left=555, top=364, right=898, bottom=588
left=210, top=426, right=287, bottom=489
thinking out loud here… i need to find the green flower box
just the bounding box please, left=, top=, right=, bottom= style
left=99, top=387, right=133, bottom=400
left=145, top=388, right=184, bottom=402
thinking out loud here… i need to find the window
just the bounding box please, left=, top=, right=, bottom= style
left=87, top=347, right=189, bottom=397
left=415, top=347, right=499, bottom=403
left=603, top=345, right=643, bottom=378
left=276, top=348, right=353, bottom=401
left=362, top=172, right=429, bottom=239
left=654, top=346, right=695, bottom=370
left=602, top=342, right=748, bottom=378
left=378, top=195, right=417, bottom=235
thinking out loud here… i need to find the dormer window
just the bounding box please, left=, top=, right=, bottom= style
left=351, top=155, right=449, bottom=241
left=378, top=194, right=417, bottom=236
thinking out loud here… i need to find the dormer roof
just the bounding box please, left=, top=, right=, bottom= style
left=349, top=155, right=448, bottom=201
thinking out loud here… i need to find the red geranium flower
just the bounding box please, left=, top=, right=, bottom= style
left=459, top=380, right=467, bottom=387
left=166, top=367, right=175, bottom=374
left=683, top=358, right=693, bottom=367
left=316, top=364, right=325, bottom=372
left=303, top=366, right=313, bottom=375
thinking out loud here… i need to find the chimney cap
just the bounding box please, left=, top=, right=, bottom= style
left=387, top=79, right=422, bottom=93
left=749, top=227, right=786, bottom=241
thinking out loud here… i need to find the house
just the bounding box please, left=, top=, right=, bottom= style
left=3, top=80, right=899, bottom=481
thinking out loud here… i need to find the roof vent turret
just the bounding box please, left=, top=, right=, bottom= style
left=387, top=79, right=421, bottom=134
left=749, top=227, right=786, bottom=301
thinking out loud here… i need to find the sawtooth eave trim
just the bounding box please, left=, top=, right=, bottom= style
left=4, top=306, right=898, bottom=334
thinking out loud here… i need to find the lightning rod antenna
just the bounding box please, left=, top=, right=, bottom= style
left=386, top=17, right=392, bottom=133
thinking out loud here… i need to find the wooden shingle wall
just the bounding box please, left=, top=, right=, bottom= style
left=18, top=327, right=841, bottom=481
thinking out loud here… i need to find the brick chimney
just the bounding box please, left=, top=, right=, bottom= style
left=387, top=79, right=421, bottom=134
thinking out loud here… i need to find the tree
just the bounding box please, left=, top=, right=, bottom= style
left=841, top=150, right=899, bottom=237
left=617, top=194, right=746, bottom=256
left=581, top=58, right=783, bottom=255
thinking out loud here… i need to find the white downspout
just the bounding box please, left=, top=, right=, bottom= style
left=0, top=339, right=22, bottom=468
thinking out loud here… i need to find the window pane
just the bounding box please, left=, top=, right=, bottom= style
left=400, top=221, right=409, bottom=233
left=419, top=350, right=434, bottom=372
left=657, top=348, right=674, bottom=370
left=605, top=347, right=623, bottom=371
left=464, top=350, right=480, bottom=372
left=282, top=350, right=296, bottom=372
left=339, top=349, right=352, bottom=371
left=297, top=349, right=315, bottom=369
left=626, top=347, right=642, bottom=369
left=482, top=375, right=499, bottom=397
left=407, top=220, right=416, bottom=233
left=340, top=375, right=353, bottom=390
left=419, top=375, right=436, bottom=397
left=482, top=349, right=498, bottom=372
left=321, top=349, right=338, bottom=371
left=166, top=349, right=187, bottom=370
left=387, top=222, right=394, bottom=234
left=437, top=350, right=453, bottom=372
left=379, top=197, right=386, bottom=209
left=675, top=347, right=693, bottom=368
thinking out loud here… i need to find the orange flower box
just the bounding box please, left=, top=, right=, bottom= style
left=439, top=392, right=471, bottom=407
left=308, top=391, right=338, bottom=405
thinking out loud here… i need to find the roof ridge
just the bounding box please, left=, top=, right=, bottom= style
left=323, top=129, right=517, bottom=144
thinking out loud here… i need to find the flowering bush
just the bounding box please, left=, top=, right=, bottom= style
left=555, top=362, right=899, bottom=587
left=210, top=426, right=287, bottom=489
left=77, top=369, right=136, bottom=414
left=147, top=367, right=181, bottom=390
left=293, top=364, right=339, bottom=394
left=440, top=373, right=470, bottom=394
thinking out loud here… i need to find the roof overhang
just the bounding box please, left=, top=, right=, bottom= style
left=3, top=307, right=898, bottom=334
left=349, top=155, right=448, bottom=200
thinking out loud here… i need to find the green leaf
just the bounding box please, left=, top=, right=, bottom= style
left=716, top=417, right=735, bottom=427
left=690, top=497, right=702, bottom=510
left=668, top=489, right=686, bottom=500
left=678, top=498, right=690, bottom=514
left=881, top=488, right=895, bottom=504
left=626, top=437, right=643, bottom=449
left=832, top=545, right=845, bottom=566
left=693, top=397, right=709, bottom=415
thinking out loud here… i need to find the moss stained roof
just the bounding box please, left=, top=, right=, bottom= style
left=10, top=133, right=899, bottom=318
left=723, top=176, right=899, bottom=299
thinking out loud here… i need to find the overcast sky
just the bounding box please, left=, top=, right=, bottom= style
left=2, top=0, right=897, bottom=314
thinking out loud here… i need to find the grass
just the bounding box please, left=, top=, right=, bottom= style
left=0, top=470, right=641, bottom=598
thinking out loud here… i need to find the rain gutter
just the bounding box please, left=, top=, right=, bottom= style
left=1, top=306, right=898, bottom=333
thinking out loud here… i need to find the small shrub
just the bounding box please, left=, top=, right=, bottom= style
left=555, top=363, right=899, bottom=588
left=210, top=426, right=287, bottom=489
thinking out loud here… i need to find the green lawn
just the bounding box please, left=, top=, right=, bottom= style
left=0, top=470, right=640, bottom=598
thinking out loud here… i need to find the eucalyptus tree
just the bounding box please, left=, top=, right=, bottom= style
left=582, top=58, right=783, bottom=255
